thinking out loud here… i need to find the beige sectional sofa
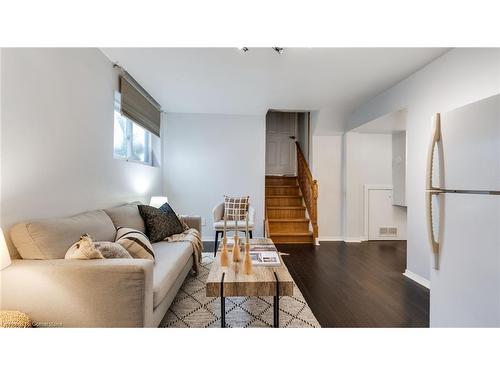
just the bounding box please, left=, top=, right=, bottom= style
left=1, top=202, right=201, bottom=327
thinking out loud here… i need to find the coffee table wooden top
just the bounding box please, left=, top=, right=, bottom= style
left=206, top=238, right=294, bottom=297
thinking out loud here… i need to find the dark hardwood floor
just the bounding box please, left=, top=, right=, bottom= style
left=203, top=240, right=429, bottom=327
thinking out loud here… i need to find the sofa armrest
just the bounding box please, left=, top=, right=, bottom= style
left=0, top=258, right=154, bottom=327
left=179, top=215, right=202, bottom=235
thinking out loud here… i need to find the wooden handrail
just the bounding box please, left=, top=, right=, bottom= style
left=295, top=141, right=318, bottom=243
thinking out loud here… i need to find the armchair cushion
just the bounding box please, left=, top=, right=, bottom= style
left=212, top=204, right=256, bottom=230
left=213, top=220, right=255, bottom=230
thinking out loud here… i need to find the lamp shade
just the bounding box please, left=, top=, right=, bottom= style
left=150, top=196, right=169, bottom=208
left=0, top=229, right=12, bottom=271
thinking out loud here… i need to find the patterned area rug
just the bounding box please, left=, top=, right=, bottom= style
left=161, top=254, right=320, bottom=328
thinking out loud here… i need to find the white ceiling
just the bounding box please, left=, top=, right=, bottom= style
left=101, top=48, right=449, bottom=115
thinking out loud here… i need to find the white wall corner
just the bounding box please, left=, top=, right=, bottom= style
left=403, top=269, right=430, bottom=289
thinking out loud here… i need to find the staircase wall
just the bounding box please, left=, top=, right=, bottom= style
left=310, top=135, right=343, bottom=241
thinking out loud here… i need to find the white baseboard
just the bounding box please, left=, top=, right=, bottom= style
left=316, top=237, right=367, bottom=243
left=317, top=237, right=344, bottom=242
left=403, top=269, right=430, bottom=289
left=344, top=237, right=367, bottom=243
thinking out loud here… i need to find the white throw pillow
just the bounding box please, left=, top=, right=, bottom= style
left=94, top=241, right=132, bottom=259
left=65, top=234, right=104, bottom=260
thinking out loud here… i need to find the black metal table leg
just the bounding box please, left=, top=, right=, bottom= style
left=214, top=231, right=221, bottom=256
left=220, top=272, right=226, bottom=328
left=274, top=272, right=280, bottom=328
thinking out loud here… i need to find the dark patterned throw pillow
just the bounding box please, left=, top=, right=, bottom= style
left=138, top=204, right=184, bottom=243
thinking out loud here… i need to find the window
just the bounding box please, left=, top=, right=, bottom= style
left=114, top=93, right=155, bottom=166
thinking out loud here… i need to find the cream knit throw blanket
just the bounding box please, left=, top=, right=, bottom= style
left=164, top=228, right=203, bottom=274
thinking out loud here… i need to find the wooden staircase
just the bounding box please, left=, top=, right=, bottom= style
left=265, top=176, right=314, bottom=244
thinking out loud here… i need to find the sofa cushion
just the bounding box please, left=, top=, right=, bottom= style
left=152, top=241, right=193, bottom=308
left=104, top=202, right=145, bottom=233
left=10, top=210, right=116, bottom=260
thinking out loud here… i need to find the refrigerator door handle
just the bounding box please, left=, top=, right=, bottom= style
left=426, top=113, right=441, bottom=191
left=426, top=190, right=441, bottom=270
left=426, top=114, right=443, bottom=269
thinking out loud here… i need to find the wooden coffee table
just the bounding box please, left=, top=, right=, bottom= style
left=206, top=237, right=294, bottom=328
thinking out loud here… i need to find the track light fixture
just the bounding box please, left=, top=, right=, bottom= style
left=236, top=47, right=284, bottom=55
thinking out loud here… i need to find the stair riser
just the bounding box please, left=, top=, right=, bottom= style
left=267, top=208, right=306, bottom=219
left=266, top=197, right=302, bottom=206
left=265, top=186, right=300, bottom=196
left=269, top=221, right=310, bottom=232
left=265, top=178, right=297, bottom=186
left=270, top=235, right=314, bottom=244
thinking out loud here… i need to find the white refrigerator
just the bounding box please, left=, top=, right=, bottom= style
left=426, top=93, right=500, bottom=327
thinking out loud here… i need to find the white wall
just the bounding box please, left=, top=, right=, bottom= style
left=297, top=112, right=309, bottom=163
left=0, top=48, right=2, bottom=230
left=349, top=48, right=500, bottom=281
left=344, top=132, right=394, bottom=240
left=1, top=48, right=163, bottom=257
left=163, top=113, right=266, bottom=241
left=311, top=135, right=343, bottom=241
left=309, top=109, right=346, bottom=167
left=309, top=108, right=346, bottom=241
left=392, top=131, right=407, bottom=206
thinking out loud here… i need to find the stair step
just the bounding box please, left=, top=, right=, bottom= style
left=266, top=196, right=303, bottom=206
left=268, top=219, right=310, bottom=232
left=266, top=206, right=306, bottom=219
left=265, top=176, right=297, bottom=186
left=265, top=186, right=300, bottom=196
left=269, top=231, right=314, bottom=244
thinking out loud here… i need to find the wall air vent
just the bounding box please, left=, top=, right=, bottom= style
left=379, top=227, right=398, bottom=236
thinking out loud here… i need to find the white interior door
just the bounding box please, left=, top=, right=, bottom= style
left=367, top=188, right=407, bottom=240
left=266, top=112, right=297, bottom=175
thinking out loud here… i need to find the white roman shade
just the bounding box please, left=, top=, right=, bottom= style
left=119, top=75, right=161, bottom=137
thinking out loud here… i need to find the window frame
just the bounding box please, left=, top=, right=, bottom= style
left=113, top=92, right=155, bottom=167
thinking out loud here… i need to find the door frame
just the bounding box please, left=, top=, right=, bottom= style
left=363, top=184, right=393, bottom=240
left=306, top=112, right=311, bottom=164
